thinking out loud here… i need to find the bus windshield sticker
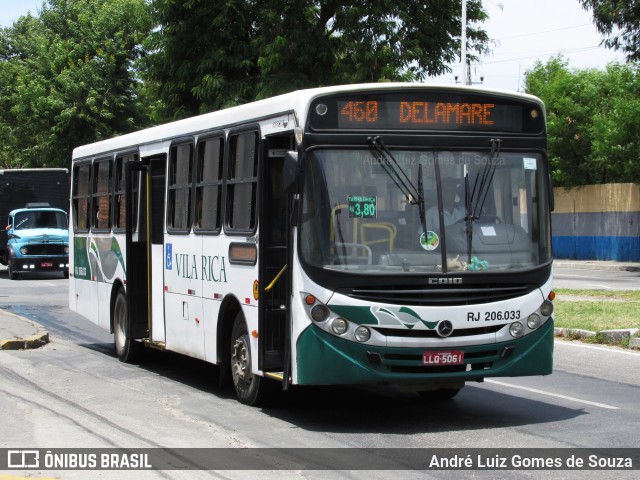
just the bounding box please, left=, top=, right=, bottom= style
left=348, top=195, right=377, bottom=218
left=523, top=157, right=537, bottom=170
left=420, top=231, right=439, bottom=251
left=480, top=226, right=497, bottom=236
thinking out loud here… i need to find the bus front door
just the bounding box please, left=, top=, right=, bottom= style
left=125, top=156, right=167, bottom=344
left=258, top=137, right=293, bottom=387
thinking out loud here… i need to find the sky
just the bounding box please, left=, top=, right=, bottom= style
left=0, top=0, right=627, bottom=93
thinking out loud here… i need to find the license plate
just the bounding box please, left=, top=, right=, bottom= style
left=41, top=262, right=53, bottom=268
left=423, top=350, right=465, bottom=366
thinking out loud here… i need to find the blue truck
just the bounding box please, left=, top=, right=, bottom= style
left=1, top=169, right=69, bottom=279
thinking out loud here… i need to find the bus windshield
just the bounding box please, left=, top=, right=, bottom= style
left=300, top=148, right=552, bottom=273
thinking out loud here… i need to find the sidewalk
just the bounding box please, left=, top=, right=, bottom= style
left=0, top=308, right=49, bottom=350
left=1, top=259, right=639, bottom=350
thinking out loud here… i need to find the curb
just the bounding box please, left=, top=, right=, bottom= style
left=0, top=311, right=50, bottom=351
left=554, top=327, right=640, bottom=349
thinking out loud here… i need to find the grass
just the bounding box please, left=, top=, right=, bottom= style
left=553, top=289, right=640, bottom=346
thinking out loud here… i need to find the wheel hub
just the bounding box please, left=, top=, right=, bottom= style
left=232, top=337, right=251, bottom=382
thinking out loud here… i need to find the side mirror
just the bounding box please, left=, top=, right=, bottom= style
left=283, top=151, right=299, bottom=194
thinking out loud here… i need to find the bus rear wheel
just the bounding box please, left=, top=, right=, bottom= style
left=230, top=313, right=276, bottom=406
left=113, top=288, right=142, bottom=363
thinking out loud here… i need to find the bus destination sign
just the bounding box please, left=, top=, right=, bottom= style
left=337, top=100, right=521, bottom=131
left=309, top=92, right=543, bottom=133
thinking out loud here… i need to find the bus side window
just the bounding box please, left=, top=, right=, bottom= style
left=72, top=163, right=92, bottom=232
left=168, top=142, right=194, bottom=232
left=92, top=158, right=112, bottom=231
left=195, top=136, right=224, bottom=232
left=226, top=131, right=258, bottom=233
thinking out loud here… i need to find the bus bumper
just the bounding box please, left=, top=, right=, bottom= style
left=295, top=319, right=554, bottom=386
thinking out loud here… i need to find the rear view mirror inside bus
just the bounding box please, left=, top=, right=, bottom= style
left=283, top=151, right=299, bottom=194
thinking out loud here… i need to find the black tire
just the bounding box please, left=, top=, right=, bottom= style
left=113, top=288, right=143, bottom=363
left=230, top=312, right=277, bottom=406
left=63, top=269, right=69, bottom=279
left=417, top=387, right=462, bottom=402
left=8, top=259, right=18, bottom=280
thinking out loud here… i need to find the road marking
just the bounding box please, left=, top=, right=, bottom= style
left=485, top=379, right=619, bottom=410
left=555, top=340, right=640, bottom=357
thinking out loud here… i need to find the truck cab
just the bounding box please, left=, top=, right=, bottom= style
left=4, top=204, right=69, bottom=280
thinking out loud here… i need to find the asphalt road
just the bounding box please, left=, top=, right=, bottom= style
left=0, top=267, right=639, bottom=479
left=553, top=265, right=640, bottom=290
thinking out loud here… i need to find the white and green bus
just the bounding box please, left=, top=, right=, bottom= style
left=69, top=83, right=555, bottom=406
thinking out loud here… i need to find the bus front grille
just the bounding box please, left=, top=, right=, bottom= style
left=372, top=324, right=505, bottom=338
left=344, top=284, right=536, bottom=306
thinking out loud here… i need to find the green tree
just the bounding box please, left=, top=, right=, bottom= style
left=525, top=56, right=640, bottom=186
left=0, top=0, right=153, bottom=169
left=143, top=0, right=490, bottom=121
left=580, top=0, right=640, bottom=62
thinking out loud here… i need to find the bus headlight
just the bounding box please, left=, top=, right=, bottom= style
left=354, top=326, right=371, bottom=343
left=310, top=304, right=330, bottom=322
left=331, top=318, right=348, bottom=335
left=20, top=247, right=28, bottom=255
left=527, top=313, right=541, bottom=330
left=540, top=300, right=553, bottom=317
left=509, top=322, right=524, bottom=338
left=64, top=246, right=70, bottom=254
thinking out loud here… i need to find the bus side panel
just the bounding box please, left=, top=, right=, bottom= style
left=70, top=236, right=100, bottom=327
left=151, top=243, right=166, bottom=343
left=97, top=281, right=114, bottom=331
left=71, top=233, right=126, bottom=332
left=203, top=298, right=221, bottom=362
left=163, top=234, right=205, bottom=359
left=201, top=234, right=233, bottom=364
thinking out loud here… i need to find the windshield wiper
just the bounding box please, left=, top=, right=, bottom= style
left=367, top=136, right=427, bottom=234
left=464, top=138, right=502, bottom=262
left=14, top=218, right=29, bottom=229
left=471, top=138, right=502, bottom=219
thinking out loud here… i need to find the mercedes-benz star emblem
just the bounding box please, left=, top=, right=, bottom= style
left=436, top=320, right=454, bottom=338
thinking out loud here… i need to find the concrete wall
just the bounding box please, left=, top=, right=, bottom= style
left=552, top=183, right=640, bottom=261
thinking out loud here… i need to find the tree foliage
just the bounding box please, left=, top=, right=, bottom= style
left=143, top=0, right=490, bottom=121
left=0, top=0, right=153, bottom=169
left=525, top=56, right=640, bottom=186
left=580, top=0, right=640, bottom=62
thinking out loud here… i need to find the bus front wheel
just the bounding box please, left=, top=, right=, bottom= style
left=230, top=313, right=276, bottom=406
left=113, top=288, right=142, bottom=363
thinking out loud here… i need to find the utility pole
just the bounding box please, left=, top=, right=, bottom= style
left=461, top=0, right=468, bottom=85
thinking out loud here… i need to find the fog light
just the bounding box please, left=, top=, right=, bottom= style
left=354, top=326, right=371, bottom=342
left=509, top=322, right=524, bottom=338
left=331, top=318, right=348, bottom=335
left=527, top=313, right=541, bottom=329
left=540, top=300, right=553, bottom=317
left=310, top=304, right=329, bottom=322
